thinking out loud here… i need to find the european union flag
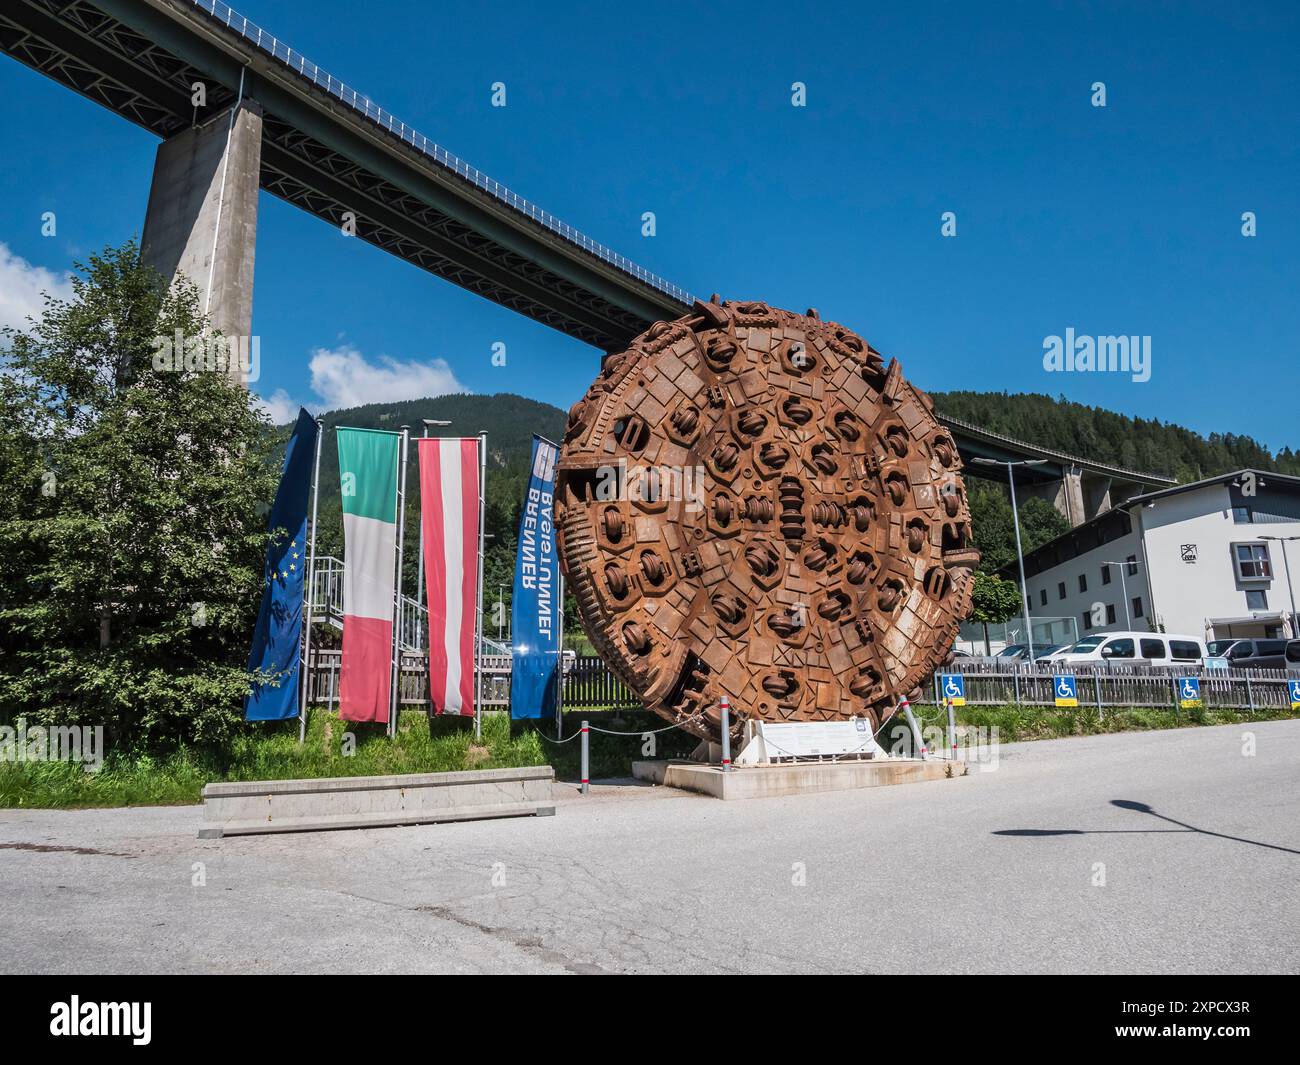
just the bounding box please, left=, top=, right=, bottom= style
left=245, top=408, right=319, bottom=721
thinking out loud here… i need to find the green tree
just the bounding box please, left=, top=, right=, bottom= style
left=966, top=481, right=1016, bottom=573
left=968, top=571, right=1023, bottom=655
left=0, top=241, right=278, bottom=753
left=1018, top=496, right=1071, bottom=554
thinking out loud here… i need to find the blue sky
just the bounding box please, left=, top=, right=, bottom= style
left=0, top=0, right=1296, bottom=449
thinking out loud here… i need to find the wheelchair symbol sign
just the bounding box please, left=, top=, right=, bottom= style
left=939, top=674, right=966, bottom=706
left=1289, top=680, right=1300, bottom=711
left=1054, top=674, right=1078, bottom=707
left=1178, top=676, right=1202, bottom=709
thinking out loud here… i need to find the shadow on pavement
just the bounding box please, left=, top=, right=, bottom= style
left=993, top=798, right=1300, bottom=856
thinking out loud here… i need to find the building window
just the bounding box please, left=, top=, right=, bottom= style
left=1232, top=506, right=1253, bottom=524
left=1233, top=542, right=1273, bottom=581
left=1058, top=581, right=1066, bottom=600
left=1106, top=603, right=1116, bottom=624
left=1126, top=555, right=1138, bottom=576
left=1132, top=596, right=1143, bottom=619
left=1101, top=567, right=1111, bottom=585
left=1078, top=573, right=1088, bottom=593
left=1082, top=611, right=1093, bottom=631
left=1040, top=588, right=1047, bottom=607
left=1246, top=589, right=1268, bottom=610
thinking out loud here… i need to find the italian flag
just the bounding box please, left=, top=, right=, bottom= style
left=338, top=428, right=401, bottom=723
left=420, top=437, right=481, bottom=716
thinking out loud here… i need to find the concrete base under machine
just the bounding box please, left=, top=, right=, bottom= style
left=631, top=757, right=961, bottom=800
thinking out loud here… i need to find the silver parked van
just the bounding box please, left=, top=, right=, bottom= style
left=1052, top=631, right=1207, bottom=667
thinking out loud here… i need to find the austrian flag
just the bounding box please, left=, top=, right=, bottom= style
left=420, top=437, right=482, bottom=716
left=337, top=427, right=401, bottom=723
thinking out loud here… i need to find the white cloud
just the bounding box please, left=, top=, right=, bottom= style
left=0, top=242, right=73, bottom=334
left=307, top=344, right=467, bottom=410
left=253, top=387, right=301, bottom=425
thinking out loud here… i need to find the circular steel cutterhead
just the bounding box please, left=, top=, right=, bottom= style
left=555, top=299, right=979, bottom=741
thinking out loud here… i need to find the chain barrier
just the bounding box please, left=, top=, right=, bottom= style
left=532, top=708, right=708, bottom=743
left=587, top=710, right=707, bottom=737
left=534, top=729, right=582, bottom=745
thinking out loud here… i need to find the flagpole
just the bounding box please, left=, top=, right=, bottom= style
left=415, top=419, right=451, bottom=645
left=474, top=430, right=488, bottom=741
left=298, top=418, right=324, bottom=745
left=389, top=426, right=410, bottom=739
left=555, top=570, right=565, bottom=740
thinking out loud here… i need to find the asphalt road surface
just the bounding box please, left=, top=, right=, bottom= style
left=2, top=719, right=1298, bottom=974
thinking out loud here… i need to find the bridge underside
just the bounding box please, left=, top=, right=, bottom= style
left=1, top=0, right=1176, bottom=526
left=0, top=0, right=688, bottom=350
left=943, top=413, right=1172, bottom=526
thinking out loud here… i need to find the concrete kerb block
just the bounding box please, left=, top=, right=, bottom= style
left=199, top=766, right=556, bottom=837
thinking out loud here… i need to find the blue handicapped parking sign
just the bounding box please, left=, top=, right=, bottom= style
left=1289, top=679, right=1300, bottom=712
left=1054, top=674, right=1078, bottom=707
left=1178, top=675, right=1202, bottom=709
left=939, top=673, right=966, bottom=706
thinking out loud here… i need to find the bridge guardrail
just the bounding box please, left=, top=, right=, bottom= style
left=188, top=0, right=694, bottom=307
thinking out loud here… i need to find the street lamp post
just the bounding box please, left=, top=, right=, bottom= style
left=1101, top=559, right=1143, bottom=630
left=1260, top=535, right=1300, bottom=638
left=414, top=419, right=452, bottom=642
left=973, top=457, right=1050, bottom=659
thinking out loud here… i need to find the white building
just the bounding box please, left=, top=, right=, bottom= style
left=1009, top=469, right=1300, bottom=645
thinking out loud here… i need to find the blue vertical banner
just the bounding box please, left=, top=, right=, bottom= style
left=511, top=436, right=560, bottom=719
left=245, top=408, right=319, bottom=721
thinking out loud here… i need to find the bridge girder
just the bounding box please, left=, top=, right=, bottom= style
left=1, top=0, right=690, bottom=350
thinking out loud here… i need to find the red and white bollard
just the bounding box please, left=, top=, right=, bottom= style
left=580, top=719, right=589, bottom=795
left=899, top=696, right=928, bottom=760
left=719, top=695, right=732, bottom=772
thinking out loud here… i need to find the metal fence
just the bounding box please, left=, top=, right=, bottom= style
left=925, top=660, right=1300, bottom=712
left=305, top=650, right=513, bottom=709
left=304, top=651, right=635, bottom=712
left=303, top=649, right=1295, bottom=718
left=561, top=655, right=640, bottom=709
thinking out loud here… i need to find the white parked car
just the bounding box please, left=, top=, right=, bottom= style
left=1051, top=631, right=1207, bottom=667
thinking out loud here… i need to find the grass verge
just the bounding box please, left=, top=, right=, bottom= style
left=2, top=701, right=1293, bottom=809
left=0, top=709, right=544, bottom=809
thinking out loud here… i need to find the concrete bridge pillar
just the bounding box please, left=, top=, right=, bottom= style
left=141, top=99, right=262, bottom=384
left=1022, top=469, right=1148, bottom=528
left=1024, top=469, right=1087, bottom=526
left=1081, top=473, right=1113, bottom=520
